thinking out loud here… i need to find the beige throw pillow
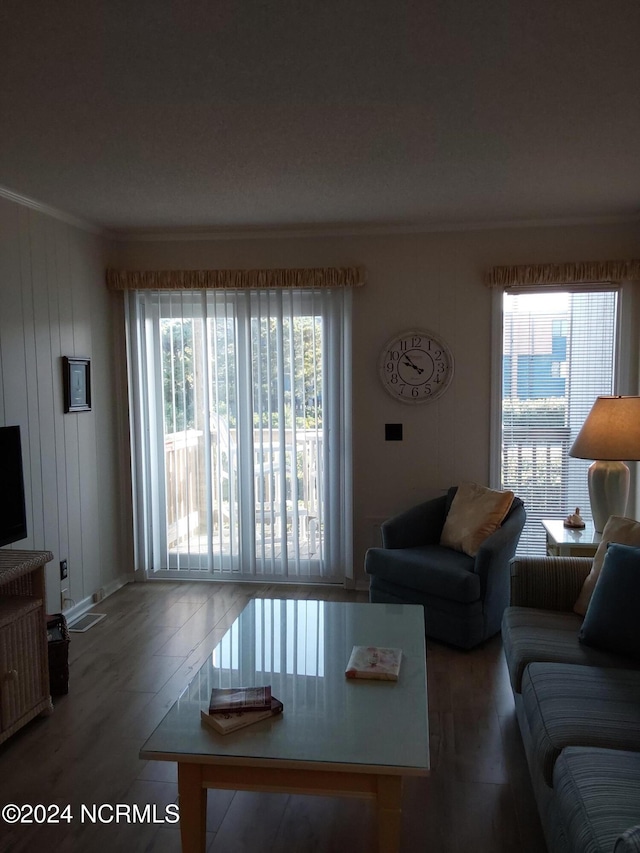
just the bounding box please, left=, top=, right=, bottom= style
left=440, top=482, right=515, bottom=557
left=573, top=515, right=640, bottom=616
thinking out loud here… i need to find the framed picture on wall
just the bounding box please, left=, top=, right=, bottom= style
left=63, top=356, right=91, bottom=413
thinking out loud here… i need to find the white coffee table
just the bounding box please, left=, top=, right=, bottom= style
left=140, top=599, right=429, bottom=853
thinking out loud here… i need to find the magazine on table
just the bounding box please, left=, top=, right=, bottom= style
left=345, top=646, right=402, bottom=681
left=208, top=685, right=272, bottom=714
left=201, top=697, right=284, bottom=734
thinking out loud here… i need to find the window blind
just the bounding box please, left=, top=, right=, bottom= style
left=501, top=289, right=618, bottom=554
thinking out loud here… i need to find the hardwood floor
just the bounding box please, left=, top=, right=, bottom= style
left=0, top=581, right=547, bottom=852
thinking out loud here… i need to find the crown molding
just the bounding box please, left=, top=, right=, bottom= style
left=0, top=185, right=108, bottom=236
left=111, top=212, right=640, bottom=242
left=1, top=183, right=638, bottom=242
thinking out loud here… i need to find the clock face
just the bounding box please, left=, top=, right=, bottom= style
left=378, top=329, right=454, bottom=404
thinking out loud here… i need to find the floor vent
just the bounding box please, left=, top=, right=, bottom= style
left=68, top=613, right=107, bottom=633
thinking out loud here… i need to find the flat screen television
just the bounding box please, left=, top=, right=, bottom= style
left=0, top=425, right=28, bottom=547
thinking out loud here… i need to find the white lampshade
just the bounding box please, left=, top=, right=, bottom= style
left=569, top=396, right=640, bottom=532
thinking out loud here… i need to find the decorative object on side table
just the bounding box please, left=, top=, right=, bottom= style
left=569, top=396, right=640, bottom=533
left=563, top=507, right=586, bottom=529
left=62, top=356, right=91, bottom=413
left=378, top=328, right=454, bottom=404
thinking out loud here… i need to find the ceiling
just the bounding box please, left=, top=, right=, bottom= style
left=1, top=1, right=639, bottom=234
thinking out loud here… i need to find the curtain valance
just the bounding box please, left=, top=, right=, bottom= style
left=106, top=266, right=366, bottom=291
left=484, top=260, right=640, bottom=290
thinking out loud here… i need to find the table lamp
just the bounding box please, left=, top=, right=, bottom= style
left=569, top=396, right=640, bottom=533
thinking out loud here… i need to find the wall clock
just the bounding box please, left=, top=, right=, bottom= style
left=378, top=328, right=454, bottom=404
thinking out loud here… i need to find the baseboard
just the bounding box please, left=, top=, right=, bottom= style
left=61, top=574, right=131, bottom=622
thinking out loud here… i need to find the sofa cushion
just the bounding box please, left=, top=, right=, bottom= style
left=554, top=747, right=640, bottom=853
left=616, top=827, right=640, bottom=853
left=365, top=545, right=479, bottom=603
left=440, top=481, right=514, bottom=557
left=522, top=663, right=640, bottom=786
left=574, top=515, right=640, bottom=616
left=580, top=543, right=640, bottom=660
left=502, top=606, right=639, bottom=694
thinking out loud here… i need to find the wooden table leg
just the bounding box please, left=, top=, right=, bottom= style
left=178, top=763, right=206, bottom=853
left=377, top=775, right=403, bottom=853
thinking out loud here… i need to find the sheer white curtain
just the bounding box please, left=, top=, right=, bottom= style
left=125, top=287, right=352, bottom=583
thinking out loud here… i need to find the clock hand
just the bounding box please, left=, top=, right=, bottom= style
left=403, top=356, right=424, bottom=374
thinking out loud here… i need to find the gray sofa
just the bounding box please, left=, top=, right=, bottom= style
left=502, top=555, right=640, bottom=853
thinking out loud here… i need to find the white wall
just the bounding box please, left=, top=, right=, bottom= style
left=0, top=196, right=131, bottom=613
left=3, top=197, right=636, bottom=602
left=113, top=220, right=640, bottom=586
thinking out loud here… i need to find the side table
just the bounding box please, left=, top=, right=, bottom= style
left=541, top=519, right=601, bottom=558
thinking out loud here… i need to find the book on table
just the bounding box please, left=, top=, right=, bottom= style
left=208, top=685, right=272, bottom=714
left=345, top=646, right=402, bottom=681
left=201, top=696, right=284, bottom=734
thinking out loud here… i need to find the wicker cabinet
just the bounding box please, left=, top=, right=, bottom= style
left=0, top=550, right=53, bottom=744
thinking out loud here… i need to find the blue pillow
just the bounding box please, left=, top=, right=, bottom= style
left=579, top=543, right=640, bottom=660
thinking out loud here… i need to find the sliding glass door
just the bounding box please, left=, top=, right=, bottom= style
left=126, top=288, right=352, bottom=583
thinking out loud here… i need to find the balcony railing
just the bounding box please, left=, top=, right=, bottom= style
left=502, top=425, right=572, bottom=513
left=503, top=424, right=578, bottom=554
left=164, top=427, right=323, bottom=558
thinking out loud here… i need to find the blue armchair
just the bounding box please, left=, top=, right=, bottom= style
left=365, top=487, right=526, bottom=649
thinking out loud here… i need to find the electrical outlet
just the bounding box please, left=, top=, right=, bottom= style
left=60, top=587, right=69, bottom=610
left=60, top=559, right=68, bottom=580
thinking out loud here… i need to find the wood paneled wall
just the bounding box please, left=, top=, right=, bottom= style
left=0, top=196, right=131, bottom=613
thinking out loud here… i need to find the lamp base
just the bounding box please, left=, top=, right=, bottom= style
left=588, top=460, right=630, bottom=533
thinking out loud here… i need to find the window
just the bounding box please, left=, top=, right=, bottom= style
left=499, top=289, right=618, bottom=554
left=125, top=287, right=352, bottom=583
